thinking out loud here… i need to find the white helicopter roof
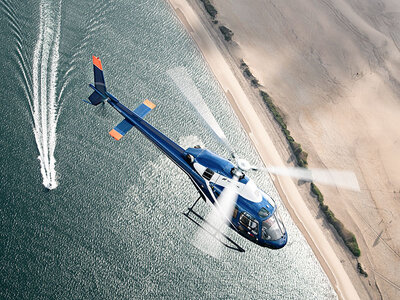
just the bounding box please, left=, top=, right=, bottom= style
left=193, top=162, right=275, bottom=206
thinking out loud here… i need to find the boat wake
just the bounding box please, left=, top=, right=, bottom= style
left=29, top=0, right=62, bottom=190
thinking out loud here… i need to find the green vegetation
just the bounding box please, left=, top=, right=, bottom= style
left=357, top=262, right=368, bottom=277
left=200, top=0, right=217, bottom=19
left=251, top=79, right=260, bottom=87
left=260, top=84, right=360, bottom=257
left=195, top=0, right=364, bottom=264
left=240, top=60, right=260, bottom=87
left=239, top=57, right=361, bottom=258
left=259, top=75, right=360, bottom=257
left=219, top=25, right=234, bottom=41
left=260, top=91, right=308, bottom=167
left=311, top=183, right=361, bottom=257
left=310, top=182, right=324, bottom=204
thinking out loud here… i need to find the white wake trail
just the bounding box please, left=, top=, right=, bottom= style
left=30, top=0, right=62, bottom=190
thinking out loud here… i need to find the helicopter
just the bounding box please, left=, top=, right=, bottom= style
left=84, top=56, right=359, bottom=257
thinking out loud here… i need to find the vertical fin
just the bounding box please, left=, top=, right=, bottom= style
left=93, top=55, right=106, bottom=94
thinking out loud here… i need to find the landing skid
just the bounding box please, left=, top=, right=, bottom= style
left=183, top=196, right=245, bottom=253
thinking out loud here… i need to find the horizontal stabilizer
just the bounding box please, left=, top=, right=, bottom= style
left=109, top=119, right=134, bottom=141
left=133, top=99, right=156, bottom=118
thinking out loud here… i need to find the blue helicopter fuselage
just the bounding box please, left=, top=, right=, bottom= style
left=105, top=94, right=287, bottom=249
left=87, top=55, right=286, bottom=249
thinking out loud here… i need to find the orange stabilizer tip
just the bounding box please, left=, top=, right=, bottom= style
left=92, top=55, right=103, bottom=70
left=109, top=129, right=123, bottom=141
left=143, top=99, right=156, bottom=109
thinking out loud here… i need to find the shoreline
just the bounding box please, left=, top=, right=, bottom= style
left=210, top=2, right=400, bottom=299
left=166, top=0, right=360, bottom=299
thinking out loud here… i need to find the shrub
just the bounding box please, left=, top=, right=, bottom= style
left=297, top=150, right=308, bottom=167
left=311, top=183, right=361, bottom=257
left=260, top=91, right=308, bottom=167
left=259, top=83, right=361, bottom=258
left=244, top=68, right=252, bottom=77
left=292, top=141, right=302, bottom=156
left=219, top=25, right=234, bottom=41
left=200, top=0, right=217, bottom=19
left=357, top=262, right=368, bottom=277
left=311, top=183, right=324, bottom=204
left=240, top=62, right=260, bottom=87
left=251, top=78, right=260, bottom=87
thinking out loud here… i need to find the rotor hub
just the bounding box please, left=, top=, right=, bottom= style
left=237, top=158, right=252, bottom=172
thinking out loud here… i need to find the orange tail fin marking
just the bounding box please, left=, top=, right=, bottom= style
left=92, top=55, right=103, bottom=71
left=109, top=129, right=122, bottom=141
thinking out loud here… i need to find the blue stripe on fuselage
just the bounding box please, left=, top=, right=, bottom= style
left=107, top=98, right=214, bottom=201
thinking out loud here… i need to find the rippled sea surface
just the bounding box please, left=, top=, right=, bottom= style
left=0, top=0, right=337, bottom=298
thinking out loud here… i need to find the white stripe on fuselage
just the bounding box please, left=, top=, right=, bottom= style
left=193, top=163, right=263, bottom=203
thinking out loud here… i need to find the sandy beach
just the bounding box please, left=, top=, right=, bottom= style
left=209, top=1, right=400, bottom=299
left=168, top=0, right=400, bottom=299
left=165, top=0, right=390, bottom=299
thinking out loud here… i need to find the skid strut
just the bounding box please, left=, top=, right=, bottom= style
left=183, top=195, right=245, bottom=253
left=189, top=196, right=202, bottom=211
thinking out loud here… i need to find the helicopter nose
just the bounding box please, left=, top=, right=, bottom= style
left=261, top=230, right=288, bottom=249
left=275, top=231, right=288, bottom=249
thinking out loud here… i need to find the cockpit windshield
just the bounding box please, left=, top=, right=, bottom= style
left=258, top=207, right=270, bottom=218
left=261, top=211, right=285, bottom=241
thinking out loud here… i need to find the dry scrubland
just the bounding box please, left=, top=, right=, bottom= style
left=207, top=0, right=400, bottom=299
left=169, top=0, right=400, bottom=298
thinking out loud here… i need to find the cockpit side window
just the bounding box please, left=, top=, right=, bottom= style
left=258, top=207, right=270, bottom=218
left=233, top=206, right=238, bottom=219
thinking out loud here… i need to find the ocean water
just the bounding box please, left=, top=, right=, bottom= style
left=0, top=0, right=337, bottom=298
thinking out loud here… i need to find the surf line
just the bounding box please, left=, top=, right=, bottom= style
left=30, top=0, right=62, bottom=190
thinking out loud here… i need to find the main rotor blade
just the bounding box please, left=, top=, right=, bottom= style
left=192, top=175, right=239, bottom=258
left=262, top=166, right=360, bottom=191
left=167, top=67, right=235, bottom=156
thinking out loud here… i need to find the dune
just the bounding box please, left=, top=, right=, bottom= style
left=165, top=0, right=400, bottom=299
left=167, top=0, right=400, bottom=299
left=208, top=1, right=400, bottom=299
